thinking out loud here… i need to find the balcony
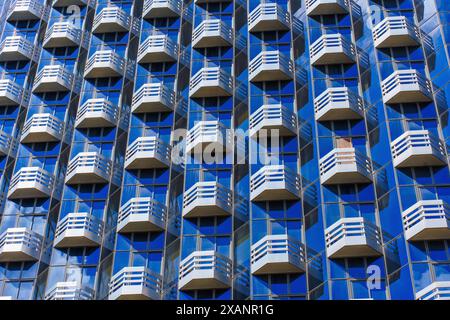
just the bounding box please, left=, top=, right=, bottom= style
left=189, top=67, right=232, bottom=98
left=33, top=65, right=75, bottom=93
left=192, top=20, right=232, bottom=48
left=109, top=267, right=162, bottom=300
left=0, top=36, right=36, bottom=61
left=43, top=22, right=83, bottom=48
left=305, top=0, right=349, bottom=16
left=314, top=87, right=364, bottom=121
left=402, top=200, right=450, bottom=241
left=248, top=3, right=290, bottom=32
left=7, top=0, right=47, bottom=21
left=92, top=6, right=132, bottom=33
left=182, top=181, right=232, bottom=218
left=117, top=197, right=166, bottom=233
left=143, top=0, right=181, bottom=19
left=45, top=282, right=95, bottom=300
left=249, top=104, right=297, bottom=138
left=416, top=281, right=450, bottom=300
left=75, top=98, right=119, bottom=128
left=54, top=212, right=104, bottom=248
left=185, top=120, right=232, bottom=155
left=310, top=34, right=356, bottom=66
left=373, top=16, right=420, bottom=49
left=381, top=69, right=432, bottom=104
left=0, top=131, right=13, bottom=157
left=391, top=130, right=446, bottom=168
left=84, top=50, right=127, bottom=78
left=319, top=147, right=372, bottom=185
left=137, top=35, right=178, bottom=64
left=325, top=217, right=382, bottom=259
left=249, top=51, right=293, bottom=82
left=0, top=79, right=27, bottom=106
left=0, top=228, right=42, bottom=262
left=125, top=136, right=171, bottom=169
left=65, top=152, right=112, bottom=184
left=8, top=167, right=54, bottom=199
left=131, top=83, right=175, bottom=113
left=251, top=235, right=305, bottom=275
left=250, top=165, right=301, bottom=201
left=178, top=251, right=232, bottom=290
left=20, top=113, right=64, bottom=143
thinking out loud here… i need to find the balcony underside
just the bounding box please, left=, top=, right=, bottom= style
left=54, top=233, right=101, bottom=248
left=395, top=153, right=446, bottom=168
left=250, top=69, right=292, bottom=82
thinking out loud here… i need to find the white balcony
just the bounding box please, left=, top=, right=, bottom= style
left=189, top=67, right=233, bottom=98
left=131, top=83, right=175, bottom=113
left=0, top=228, right=42, bottom=262
left=43, top=22, right=83, bottom=48
left=391, top=130, right=446, bottom=168
left=251, top=235, right=305, bottom=275
left=138, top=35, right=178, bottom=63
left=249, top=104, right=297, bottom=138
left=248, top=3, right=290, bottom=32
left=249, top=51, right=293, bottom=82
left=65, top=152, right=112, bottom=184
left=402, top=200, right=450, bottom=241
left=54, top=212, right=103, bottom=248
left=20, top=113, right=64, bottom=143
left=179, top=251, right=232, bottom=290
left=33, top=65, right=75, bottom=93
left=125, top=136, right=171, bottom=169
left=84, top=50, right=127, bottom=78
left=185, top=120, right=232, bottom=155
left=381, top=69, right=432, bottom=104
left=8, top=167, right=54, bottom=199
left=310, top=34, right=356, bottom=66
left=0, top=131, right=13, bottom=157
left=250, top=165, right=301, bottom=201
left=192, top=20, right=232, bottom=48
left=75, top=98, right=119, bottom=128
left=305, top=0, right=349, bottom=16
left=416, top=281, right=450, bottom=300
left=373, top=16, right=420, bottom=49
left=314, top=87, right=364, bottom=121
left=117, top=197, right=166, bottom=233
left=45, top=282, right=95, bottom=300
left=92, top=6, right=132, bottom=33
left=52, top=0, right=92, bottom=7
left=109, top=267, right=162, bottom=300
left=0, top=36, right=36, bottom=61
left=319, top=147, right=372, bottom=185
left=7, top=0, right=47, bottom=21
left=143, top=0, right=181, bottom=19
left=325, top=217, right=382, bottom=259
left=0, top=79, right=27, bottom=106
left=182, top=181, right=232, bottom=218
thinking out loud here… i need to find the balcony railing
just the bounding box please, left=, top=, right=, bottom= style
left=185, top=120, right=232, bottom=154
left=314, top=87, right=364, bottom=121
left=8, top=167, right=54, bottom=199
left=20, top=113, right=64, bottom=143
left=45, top=282, right=95, bottom=300
left=416, top=281, right=450, bottom=300
left=109, top=267, right=162, bottom=300
left=250, top=165, right=301, bottom=201
left=84, top=50, right=128, bottom=78
left=182, top=181, right=232, bottom=218
left=54, top=212, right=104, bottom=248
left=137, top=35, right=178, bottom=63
left=305, top=0, right=349, bottom=16
left=117, top=197, right=167, bottom=233
left=131, top=83, right=175, bottom=113
left=192, top=19, right=232, bottom=48
left=43, top=22, right=84, bottom=48
left=249, top=104, right=297, bottom=138
left=65, top=152, right=112, bottom=184
left=381, top=69, right=432, bottom=104
left=7, top=0, right=48, bottom=21
left=249, top=50, right=293, bottom=82
left=0, top=36, right=37, bottom=61
left=92, top=6, right=132, bottom=33
left=75, top=98, right=119, bottom=128
left=0, top=79, right=28, bottom=106
left=33, top=65, right=76, bottom=93
left=189, top=67, right=233, bottom=98
left=373, top=16, right=420, bottom=48
left=248, top=3, right=290, bottom=32
left=143, top=0, right=181, bottom=19
left=125, top=136, right=171, bottom=169
left=310, top=33, right=356, bottom=65
left=0, top=227, right=42, bottom=262
left=0, top=130, right=14, bottom=157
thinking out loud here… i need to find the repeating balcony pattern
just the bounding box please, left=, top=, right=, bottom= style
left=0, top=36, right=37, bottom=61
left=373, top=16, right=420, bottom=48
left=117, top=197, right=167, bottom=233
left=54, top=212, right=104, bottom=248
left=43, top=22, right=85, bottom=48
left=75, top=98, right=119, bottom=128
left=125, top=136, right=171, bottom=169
left=84, top=50, right=129, bottom=79
left=314, top=87, right=364, bottom=121
left=310, top=34, right=356, bottom=65
left=250, top=165, right=301, bottom=201
left=192, top=19, right=232, bottom=48
left=20, top=113, right=64, bottom=143
left=189, top=67, right=233, bottom=98
left=109, top=267, right=162, bottom=300
left=249, top=104, right=297, bottom=138
left=0, top=79, right=28, bottom=106
left=381, top=69, right=432, bottom=104
left=0, top=228, right=42, bottom=262
left=131, top=83, right=175, bottom=113
left=249, top=50, right=293, bottom=82
left=185, top=120, right=232, bottom=154
left=251, top=234, right=305, bottom=275
left=0, top=130, right=14, bottom=157
left=248, top=3, right=290, bottom=32
left=33, top=65, right=77, bottom=93
left=65, top=152, right=112, bottom=184
left=178, top=251, right=232, bottom=290
left=137, top=35, right=178, bottom=63
left=143, top=0, right=181, bottom=19
left=8, top=167, right=54, bottom=199
left=45, top=282, right=95, bottom=300
left=416, top=281, right=450, bottom=300
left=92, top=6, right=133, bottom=34
left=305, top=0, right=349, bottom=16
left=182, top=181, right=232, bottom=218
left=7, top=0, right=48, bottom=21
left=390, top=130, right=446, bottom=168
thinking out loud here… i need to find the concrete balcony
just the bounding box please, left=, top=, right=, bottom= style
left=185, top=120, right=232, bottom=155
left=251, top=234, right=305, bottom=275
left=178, top=251, right=232, bottom=290
left=305, top=0, right=349, bottom=16
left=248, top=3, right=290, bottom=32
left=54, top=212, right=104, bottom=248
left=45, top=282, right=95, bottom=300
left=52, top=0, right=92, bottom=7
left=84, top=50, right=127, bottom=78
left=416, top=281, right=450, bottom=300
left=250, top=165, right=301, bottom=201
left=20, top=113, right=64, bottom=143
left=0, top=130, right=14, bottom=157
left=75, top=98, right=118, bottom=128
left=391, top=130, right=446, bottom=168
left=7, top=0, right=47, bottom=21
left=65, top=152, right=112, bottom=184
left=249, top=50, right=293, bottom=82
left=0, top=36, right=36, bottom=61
left=249, top=104, right=297, bottom=138
left=182, top=181, right=232, bottom=218
left=125, top=136, right=171, bottom=169
left=314, top=87, right=364, bottom=121
left=138, top=35, right=178, bottom=63
left=402, top=200, right=450, bottom=241
left=109, top=267, right=162, bottom=300
left=189, top=67, right=233, bottom=98
left=92, top=6, right=132, bottom=33
left=33, top=65, right=75, bottom=93
left=310, top=34, right=356, bottom=66
left=325, top=217, right=382, bottom=259
left=131, top=83, right=175, bottom=113
left=143, top=0, right=181, bottom=19
left=381, top=69, right=432, bottom=104
left=0, top=228, right=42, bottom=262
left=373, top=16, right=420, bottom=49
left=319, top=147, right=372, bottom=185
left=43, top=22, right=83, bottom=48
left=117, top=197, right=166, bottom=233
left=8, top=167, right=54, bottom=199
left=0, top=79, right=27, bottom=106
left=192, top=19, right=232, bottom=48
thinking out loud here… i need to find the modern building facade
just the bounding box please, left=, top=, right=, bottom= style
left=0, top=0, right=448, bottom=301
